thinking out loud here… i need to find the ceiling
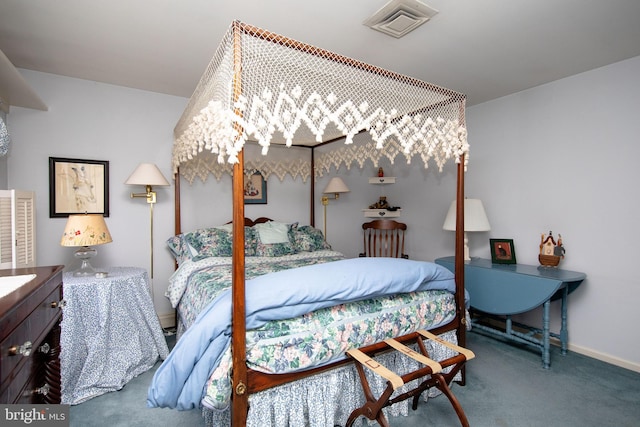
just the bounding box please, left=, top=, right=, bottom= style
left=1, top=0, right=640, bottom=109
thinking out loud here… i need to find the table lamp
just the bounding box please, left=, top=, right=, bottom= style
left=61, top=214, right=112, bottom=276
left=443, top=198, right=490, bottom=261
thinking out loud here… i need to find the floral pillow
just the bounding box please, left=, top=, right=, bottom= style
left=243, top=226, right=258, bottom=256
left=214, top=224, right=258, bottom=256
left=293, top=225, right=332, bottom=252
left=186, top=228, right=233, bottom=260
left=166, top=234, right=198, bottom=265
left=254, top=221, right=297, bottom=257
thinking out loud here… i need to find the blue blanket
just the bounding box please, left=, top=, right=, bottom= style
left=147, top=257, right=456, bottom=410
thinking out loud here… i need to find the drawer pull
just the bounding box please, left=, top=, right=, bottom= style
left=39, top=343, right=51, bottom=354
left=9, top=340, right=32, bottom=357
left=33, top=384, right=51, bottom=396
left=51, top=299, right=67, bottom=309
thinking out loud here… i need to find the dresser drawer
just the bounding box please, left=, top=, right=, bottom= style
left=0, top=283, right=62, bottom=387
left=0, top=267, right=63, bottom=403
left=363, top=209, right=402, bottom=218
left=0, top=325, right=60, bottom=404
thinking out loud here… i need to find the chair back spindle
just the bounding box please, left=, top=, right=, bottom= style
left=360, top=220, right=408, bottom=259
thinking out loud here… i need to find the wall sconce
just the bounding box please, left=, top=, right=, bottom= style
left=60, top=214, right=113, bottom=277
left=443, top=198, right=491, bottom=261
left=321, top=177, right=350, bottom=239
left=125, top=163, right=170, bottom=279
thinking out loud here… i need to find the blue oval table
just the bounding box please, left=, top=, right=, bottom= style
left=435, top=256, right=586, bottom=368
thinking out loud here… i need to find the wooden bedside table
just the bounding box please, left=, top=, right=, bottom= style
left=60, top=267, right=169, bottom=404
left=435, top=256, right=586, bottom=368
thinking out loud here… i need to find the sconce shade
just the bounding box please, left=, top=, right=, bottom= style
left=60, top=214, right=113, bottom=247
left=125, top=163, right=170, bottom=186
left=323, top=177, right=350, bottom=194
left=443, top=199, right=491, bottom=232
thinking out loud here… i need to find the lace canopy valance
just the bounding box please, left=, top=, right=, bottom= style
left=173, top=21, right=469, bottom=183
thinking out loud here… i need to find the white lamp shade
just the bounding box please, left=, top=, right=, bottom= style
left=443, top=199, right=491, bottom=232
left=323, top=177, right=350, bottom=194
left=125, top=163, right=170, bottom=186
left=61, top=214, right=113, bottom=247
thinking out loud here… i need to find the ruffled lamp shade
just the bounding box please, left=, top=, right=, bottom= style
left=61, top=214, right=112, bottom=276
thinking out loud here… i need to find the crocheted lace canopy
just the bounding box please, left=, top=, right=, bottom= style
left=173, top=21, right=468, bottom=183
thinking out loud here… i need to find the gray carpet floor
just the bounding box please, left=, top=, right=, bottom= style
left=69, top=331, right=640, bottom=426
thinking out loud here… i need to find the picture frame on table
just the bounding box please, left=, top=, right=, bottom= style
left=244, top=172, right=267, bottom=204
left=49, top=157, right=110, bottom=217
left=490, top=238, right=517, bottom=264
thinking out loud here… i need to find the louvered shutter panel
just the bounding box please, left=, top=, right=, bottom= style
left=0, top=191, right=12, bottom=268
left=14, top=191, right=36, bottom=268
left=0, top=190, right=36, bottom=268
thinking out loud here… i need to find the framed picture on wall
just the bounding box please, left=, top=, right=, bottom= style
left=49, top=157, right=110, bottom=217
left=244, top=172, right=267, bottom=204
left=490, top=238, right=517, bottom=264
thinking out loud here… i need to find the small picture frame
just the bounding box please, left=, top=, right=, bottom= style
left=49, top=157, right=110, bottom=217
left=244, top=172, right=267, bottom=204
left=490, top=238, right=517, bottom=264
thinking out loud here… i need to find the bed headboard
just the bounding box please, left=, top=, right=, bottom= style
left=226, top=217, right=273, bottom=227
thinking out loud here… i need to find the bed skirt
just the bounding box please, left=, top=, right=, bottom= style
left=202, top=330, right=460, bottom=427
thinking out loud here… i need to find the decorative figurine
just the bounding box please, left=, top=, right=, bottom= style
left=368, top=196, right=400, bottom=211
left=539, top=231, right=565, bottom=267
left=378, top=167, right=384, bottom=177
left=369, top=196, right=389, bottom=209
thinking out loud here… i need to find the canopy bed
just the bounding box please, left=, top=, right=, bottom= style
left=148, top=21, right=470, bottom=426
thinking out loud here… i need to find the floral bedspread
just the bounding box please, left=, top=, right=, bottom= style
left=203, top=288, right=456, bottom=410
left=148, top=257, right=459, bottom=411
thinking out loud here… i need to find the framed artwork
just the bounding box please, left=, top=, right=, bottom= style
left=244, top=172, right=267, bottom=204
left=49, top=157, right=110, bottom=217
left=490, top=238, right=517, bottom=264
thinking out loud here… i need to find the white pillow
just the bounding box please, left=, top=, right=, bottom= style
left=254, top=221, right=290, bottom=244
left=214, top=223, right=233, bottom=233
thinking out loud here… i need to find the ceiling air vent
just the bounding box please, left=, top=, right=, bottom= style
left=363, top=0, right=438, bottom=39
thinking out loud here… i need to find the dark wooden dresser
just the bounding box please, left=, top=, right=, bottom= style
left=0, top=265, right=64, bottom=403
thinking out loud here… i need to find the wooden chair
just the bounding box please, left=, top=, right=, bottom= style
left=360, top=219, right=408, bottom=259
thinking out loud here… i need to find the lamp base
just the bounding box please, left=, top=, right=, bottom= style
left=72, top=246, right=98, bottom=277
left=463, top=231, right=471, bottom=262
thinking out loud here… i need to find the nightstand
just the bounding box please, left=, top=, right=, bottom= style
left=435, top=256, right=586, bottom=368
left=60, top=267, right=169, bottom=404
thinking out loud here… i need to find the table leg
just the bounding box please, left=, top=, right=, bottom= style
left=542, top=299, right=550, bottom=369
left=560, top=285, right=569, bottom=355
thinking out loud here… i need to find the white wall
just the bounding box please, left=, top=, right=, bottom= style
left=311, top=136, right=458, bottom=260
left=462, top=55, right=640, bottom=371
left=6, top=70, right=186, bottom=322
left=313, top=56, right=640, bottom=372
left=7, top=55, right=640, bottom=371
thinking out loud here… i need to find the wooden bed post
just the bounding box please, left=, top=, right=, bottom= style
left=454, top=154, right=466, bottom=383
left=173, top=167, right=181, bottom=237
left=230, top=21, right=249, bottom=427
left=310, top=148, right=315, bottom=227
left=173, top=167, right=181, bottom=328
